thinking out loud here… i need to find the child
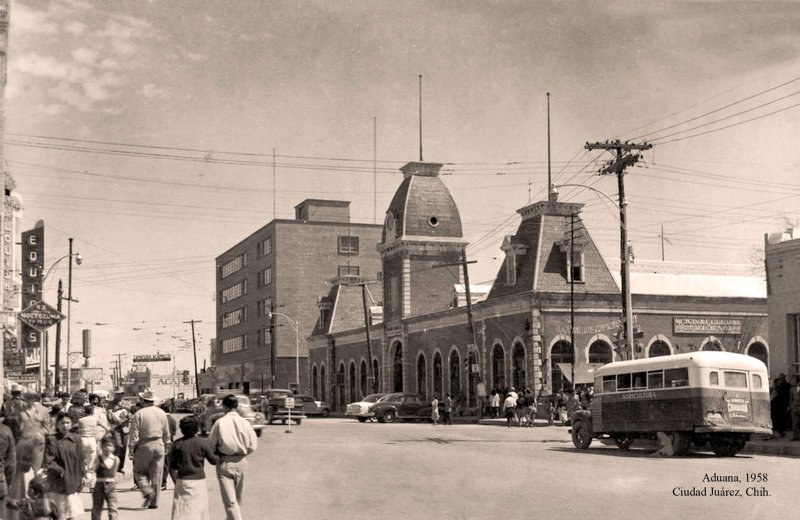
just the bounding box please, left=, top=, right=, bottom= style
left=167, top=416, right=218, bottom=520
left=430, top=395, right=439, bottom=426
left=8, top=474, right=60, bottom=520
left=91, top=436, right=119, bottom=520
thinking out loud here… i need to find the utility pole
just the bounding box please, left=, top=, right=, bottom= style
left=570, top=212, right=576, bottom=388
left=358, top=282, right=378, bottom=393
left=584, top=140, right=651, bottom=360
left=183, top=320, right=202, bottom=398
left=112, top=353, right=125, bottom=389
left=54, top=280, right=63, bottom=392
left=269, top=303, right=276, bottom=388
left=433, top=253, right=480, bottom=416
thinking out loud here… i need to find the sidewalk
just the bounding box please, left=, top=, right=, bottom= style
left=474, top=416, right=800, bottom=457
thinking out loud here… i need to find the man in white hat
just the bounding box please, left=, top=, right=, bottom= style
left=128, top=389, right=171, bottom=509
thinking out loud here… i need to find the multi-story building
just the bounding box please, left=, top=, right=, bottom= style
left=211, top=199, right=383, bottom=395
left=765, top=228, right=800, bottom=379
left=309, top=160, right=770, bottom=412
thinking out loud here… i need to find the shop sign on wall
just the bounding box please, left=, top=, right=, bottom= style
left=673, top=317, right=742, bottom=335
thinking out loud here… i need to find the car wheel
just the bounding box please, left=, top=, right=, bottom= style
left=281, top=419, right=287, bottom=425
left=321, top=409, right=330, bottom=418
left=382, top=411, right=396, bottom=423
left=614, top=434, right=634, bottom=450
left=295, top=419, right=302, bottom=425
left=255, top=429, right=262, bottom=438
left=266, top=408, right=275, bottom=424
left=357, top=417, right=368, bottom=423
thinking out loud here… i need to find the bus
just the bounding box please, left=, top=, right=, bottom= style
left=570, top=351, right=772, bottom=456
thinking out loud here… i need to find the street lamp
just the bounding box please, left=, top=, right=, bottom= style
left=551, top=184, right=635, bottom=361
left=41, top=240, right=82, bottom=393
left=267, top=310, right=299, bottom=391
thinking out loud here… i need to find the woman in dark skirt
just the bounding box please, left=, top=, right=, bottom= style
left=167, top=416, right=217, bottom=520
left=44, top=413, right=86, bottom=520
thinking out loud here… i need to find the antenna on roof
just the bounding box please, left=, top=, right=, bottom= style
left=419, top=74, right=423, bottom=161
left=547, top=92, right=553, bottom=202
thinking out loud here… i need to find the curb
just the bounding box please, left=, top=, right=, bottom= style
left=743, top=442, right=800, bottom=457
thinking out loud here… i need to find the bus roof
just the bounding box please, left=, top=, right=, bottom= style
left=596, top=351, right=767, bottom=376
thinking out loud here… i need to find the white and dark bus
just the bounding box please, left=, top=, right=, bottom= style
left=570, top=351, right=772, bottom=456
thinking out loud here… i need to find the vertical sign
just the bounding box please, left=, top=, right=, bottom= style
left=21, top=221, right=44, bottom=350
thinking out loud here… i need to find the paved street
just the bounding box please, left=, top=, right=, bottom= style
left=82, top=417, right=795, bottom=520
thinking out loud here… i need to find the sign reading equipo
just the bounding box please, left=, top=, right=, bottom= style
left=673, top=317, right=742, bottom=335
left=18, top=301, right=65, bottom=331
left=20, top=222, right=44, bottom=349
left=132, top=353, right=172, bottom=362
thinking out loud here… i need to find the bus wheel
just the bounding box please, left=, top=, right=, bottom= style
left=614, top=434, right=634, bottom=450
left=571, top=419, right=592, bottom=449
left=710, top=435, right=746, bottom=457
left=668, top=432, right=690, bottom=456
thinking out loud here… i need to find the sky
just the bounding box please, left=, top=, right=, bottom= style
left=5, top=0, right=800, bottom=386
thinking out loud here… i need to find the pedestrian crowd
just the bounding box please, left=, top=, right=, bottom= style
left=769, top=373, right=800, bottom=441
left=0, top=385, right=258, bottom=520
left=488, top=385, right=593, bottom=428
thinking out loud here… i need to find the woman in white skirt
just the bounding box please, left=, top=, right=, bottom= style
left=167, top=416, right=218, bottom=520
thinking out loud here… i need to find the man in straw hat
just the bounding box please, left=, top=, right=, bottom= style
left=128, top=388, right=171, bottom=509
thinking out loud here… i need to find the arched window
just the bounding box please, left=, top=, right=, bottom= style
left=320, top=365, right=326, bottom=402
left=449, top=350, right=461, bottom=396
left=747, top=342, right=768, bottom=367
left=393, top=343, right=403, bottom=392
left=433, top=353, right=443, bottom=398
left=588, top=340, right=613, bottom=364
left=512, top=343, right=526, bottom=390
left=349, top=361, right=357, bottom=404
left=492, top=344, right=506, bottom=390
left=649, top=340, right=671, bottom=358
left=702, top=339, right=724, bottom=351
left=372, top=359, right=380, bottom=393
left=467, top=350, right=478, bottom=403
left=338, top=362, right=346, bottom=409
left=312, top=366, right=318, bottom=400
left=360, top=360, right=368, bottom=399
left=551, top=340, right=574, bottom=392
left=417, top=354, right=427, bottom=399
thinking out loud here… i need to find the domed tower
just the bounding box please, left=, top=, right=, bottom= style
left=379, top=161, right=466, bottom=323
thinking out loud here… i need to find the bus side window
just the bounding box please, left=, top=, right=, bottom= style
left=617, top=373, right=631, bottom=391
left=752, top=374, right=763, bottom=389
left=709, top=371, right=719, bottom=386
left=632, top=372, right=646, bottom=389
left=664, top=368, right=689, bottom=387
left=647, top=371, right=663, bottom=389
left=602, top=375, right=616, bottom=393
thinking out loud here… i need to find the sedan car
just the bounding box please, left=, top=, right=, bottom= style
left=346, top=393, right=389, bottom=422
left=293, top=394, right=332, bottom=417
left=196, top=393, right=266, bottom=437
left=368, top=393, right=443, bottom=423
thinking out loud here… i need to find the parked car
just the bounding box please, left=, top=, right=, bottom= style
left=292, top=394, right=331, bottom=417
left=196, top=393, right=266, bottom=437
left=346, top=393, right=389, bottom=422
left=260, top=389, right=307, bottom=425
left=368, top=393, right=444, bottom=423
left=173, top=398, right=196, bottom=413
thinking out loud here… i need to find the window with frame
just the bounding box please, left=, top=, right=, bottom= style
left=258, top=267, right=272, bottom=287
left=221, top=307, right=247, bottom=328
left=567, top=250, right=584, bottom=283
left=664, top=367, right=689, bottom=387
left=709, top=371, right=719, bottom=386
left=602, top=375, right=616, bottom=393
left=338, top=236, right=359, bottom=255
left=256, top=298, right=272, bottom=317
left=505, top=252, right=516, bottom=285
left=220, top=280, right=247, bottom=303
left=752, top=374, right=763, bottom=389
left=257, top=327, right=272, bottom=346
left=617, top=373, right=632, bottom=390
left=258, top=237, right=272, bottom=257
left=338, top=265, right=360, bottom=277
left=220, top=253, right=247, bottom=279
left=221, top=334, right=247, bottom=354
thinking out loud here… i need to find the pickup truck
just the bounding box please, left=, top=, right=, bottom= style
left=261, top=389, right=306, bottom=425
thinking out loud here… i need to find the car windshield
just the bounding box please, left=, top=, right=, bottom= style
left=363, top=394, right=387, bottom=403
left=385, top=393, right=405, bottom=401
